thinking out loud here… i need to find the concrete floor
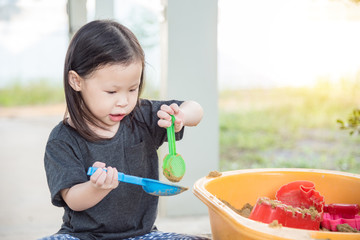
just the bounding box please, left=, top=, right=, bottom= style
left=0, top=106, right=211, bottom=240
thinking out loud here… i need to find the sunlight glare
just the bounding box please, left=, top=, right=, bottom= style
left=218, top=0, right=360, bottom=88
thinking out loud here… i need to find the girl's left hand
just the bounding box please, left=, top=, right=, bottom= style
left=157, top=103, right=184, bottom=132
left=90, top=161, right=119, bottom=190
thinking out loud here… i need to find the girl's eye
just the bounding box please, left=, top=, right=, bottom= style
left=130, top=88, right=138, bottom=93
left=106, top=91, right=116, bottom=94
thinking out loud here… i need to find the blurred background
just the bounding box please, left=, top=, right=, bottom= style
left=1, top=0, right=360, bottom=89
left=1, top=0, right=360, bottom=171
left=1, top=0, right=360, bottom=239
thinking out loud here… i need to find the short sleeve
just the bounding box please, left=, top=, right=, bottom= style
left=44, top=139, right=88, bottom=207
left=136, top=99, right=185, bottom=149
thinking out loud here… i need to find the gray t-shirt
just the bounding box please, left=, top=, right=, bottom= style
left=44, top=99, right=184, bottom=240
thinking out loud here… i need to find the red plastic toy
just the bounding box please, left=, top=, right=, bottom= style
left=249, top=181, right=325, bottom=230
left=275, top=180, right=324, bottom=213
left=249, top=197, right=322, bottom=230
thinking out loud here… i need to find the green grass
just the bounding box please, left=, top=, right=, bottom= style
left=0, top=80, right=64, bottom=106
left=0, top=79, right=160, bottom=107
left=0, top=79, right=161, bottom=107
left=219, top=80, right=360, bottom=173
left=2, top=79, right=360, bottom=174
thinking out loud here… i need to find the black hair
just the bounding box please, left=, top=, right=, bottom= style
left=63, top=20, right=145, bottom=142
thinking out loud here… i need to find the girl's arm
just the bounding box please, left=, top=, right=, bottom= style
left=157, top=100, right=204, bottom=132
left=61, top=162, right=118, bottom=211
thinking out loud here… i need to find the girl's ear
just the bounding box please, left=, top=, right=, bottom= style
left=68, top=70, right=82, bottom=91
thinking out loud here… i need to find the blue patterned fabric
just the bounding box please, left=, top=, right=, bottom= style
left=38, top=234, right=80, bottom=240
left=124, top=231, right=210, bottom=240
left=39, top=231, right=210, bottom=240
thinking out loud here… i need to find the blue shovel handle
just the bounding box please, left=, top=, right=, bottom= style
left=87, top=167, right=145, bottom=186
left=87, top=167, right=188, bottom=196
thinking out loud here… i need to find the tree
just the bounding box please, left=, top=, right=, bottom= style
left=337, top=109, right=360, bottom=135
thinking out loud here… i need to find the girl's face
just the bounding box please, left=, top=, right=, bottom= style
left=73, top=62, right=142, bottom=134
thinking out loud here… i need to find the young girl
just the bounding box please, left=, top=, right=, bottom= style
left=41, top=20, right=206, bottom=240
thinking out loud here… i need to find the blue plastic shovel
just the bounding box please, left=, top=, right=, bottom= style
left=87, top=167, right=188, bottom=196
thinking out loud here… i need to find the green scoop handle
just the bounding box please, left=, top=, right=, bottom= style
left=162, top=115, right=186, bottom=182
left=167, top=115, right=176, bottom=155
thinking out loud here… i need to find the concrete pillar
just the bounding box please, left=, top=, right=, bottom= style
left=67, top=0, right=87, bottom=39
left=95, top=0, right=114, bottom=19
left=67, top=0, right=114, bottom=40
left=159, top=0, right=219, bottom=216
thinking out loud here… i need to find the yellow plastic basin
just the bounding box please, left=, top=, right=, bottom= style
left=193, top=168, right=360, bottom=240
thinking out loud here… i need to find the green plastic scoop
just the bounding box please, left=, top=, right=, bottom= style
left=162, top=115, right=186, bottom=182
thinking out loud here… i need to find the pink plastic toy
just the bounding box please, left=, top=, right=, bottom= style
left=321, top=204, right=360, bottom=231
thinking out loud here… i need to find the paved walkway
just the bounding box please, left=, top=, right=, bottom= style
left=0, top=105, right=211, bottom=240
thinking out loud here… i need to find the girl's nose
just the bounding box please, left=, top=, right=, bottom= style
left=116, top=94, right=128, bottom=107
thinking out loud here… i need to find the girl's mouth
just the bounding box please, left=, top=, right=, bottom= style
left=109, top=114, right=126, bottom=122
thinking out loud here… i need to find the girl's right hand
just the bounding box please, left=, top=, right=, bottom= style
left=157, top=103, right=185, bottom=132
left=90, top=161, right=119, bottom=190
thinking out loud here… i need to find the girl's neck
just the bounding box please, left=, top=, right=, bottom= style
left=67, top=117, right=120, bottom=139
